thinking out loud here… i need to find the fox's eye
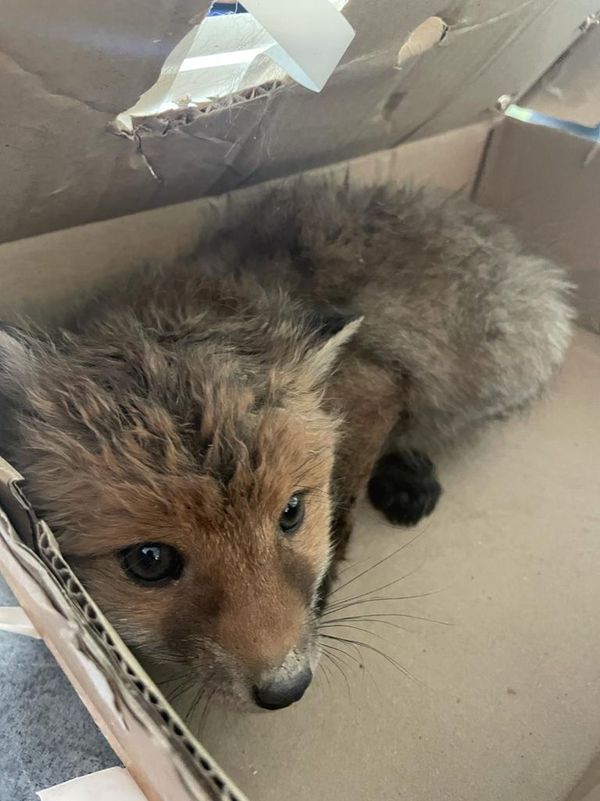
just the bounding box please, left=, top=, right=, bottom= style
left=120, top=543, right=183, bottom=586
left=279, top=494, right=305, bottom=535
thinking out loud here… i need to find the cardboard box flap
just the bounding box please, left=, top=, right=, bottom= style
left=2, top=0, right=598, bottom=244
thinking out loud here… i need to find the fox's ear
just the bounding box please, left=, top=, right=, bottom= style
left=302, top=309, right=363, bottom=388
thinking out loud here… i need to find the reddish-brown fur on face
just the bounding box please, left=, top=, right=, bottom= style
left=67, top=404, right=335, bottom=675
left=0, top=279, right=353, bottom=703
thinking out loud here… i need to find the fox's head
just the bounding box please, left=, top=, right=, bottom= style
left=0, top=297, right=360, bottom=710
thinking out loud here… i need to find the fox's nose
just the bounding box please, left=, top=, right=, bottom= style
left=253, top=665, right=313, bottom=710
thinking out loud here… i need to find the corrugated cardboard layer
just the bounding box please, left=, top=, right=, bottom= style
left=1, top=0, right=598, bottom=243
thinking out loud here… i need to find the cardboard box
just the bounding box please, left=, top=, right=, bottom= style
left=1, top=0, right=598, bottom=244
left=475, top=23, right=600, bottom=335
left=1, top=4, right=600, bottom=801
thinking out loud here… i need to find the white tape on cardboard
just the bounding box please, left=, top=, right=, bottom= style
left=117, top=0, right=354, bottom=130
left=0, top=605, right=41, bottom=638
left=243, top=0, right=355, bottom=91
left=37, top=767, right=148, bottom=801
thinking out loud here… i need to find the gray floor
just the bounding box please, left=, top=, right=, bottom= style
left=0, top=577, right=118, bottom=801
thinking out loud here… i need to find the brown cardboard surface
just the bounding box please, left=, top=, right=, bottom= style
left=1, top=0, right=598, bottom=244
left=475, top=116, right=600, bottom=333
left=0, top=121, right=490, bottom=325
left=0, top=0, right=210, bottom=244
left=169, top=328, right=600, bottom=801
left=566, top=753, right=600, bottom=801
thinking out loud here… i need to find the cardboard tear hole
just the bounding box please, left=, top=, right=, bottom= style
left=396, top=16, right=448, bottom=67
left=117, top=0, right=354, bottom=131
left=37, top=767, right=148, bottom=801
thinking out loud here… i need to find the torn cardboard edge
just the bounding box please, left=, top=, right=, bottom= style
left=116, top=81, right=285, bottom=141
left=116, top=0, right=354, bottom=133
left=396, top=16, right=448, bottom=68
left=4, top=0, right=599, bottom=247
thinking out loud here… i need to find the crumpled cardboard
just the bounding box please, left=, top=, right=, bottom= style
left=1, top=0, right=598, bottom=243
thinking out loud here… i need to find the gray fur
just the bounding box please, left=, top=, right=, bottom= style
left=220, top=181, right=574, bottom=452
left=0, top=182, right=574, bottom=703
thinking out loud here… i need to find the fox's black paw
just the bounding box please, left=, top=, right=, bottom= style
left=367, top=451, right=441, bottom=526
